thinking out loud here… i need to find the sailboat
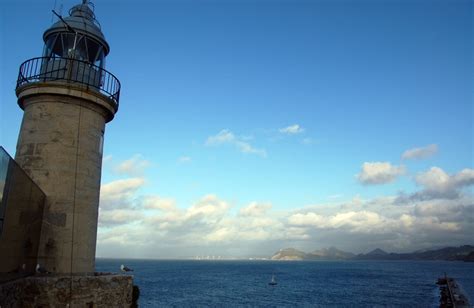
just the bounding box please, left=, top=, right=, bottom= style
left=269, top=274, right=277, bottom=286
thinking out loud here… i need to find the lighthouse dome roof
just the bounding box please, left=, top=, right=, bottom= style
left=43, top=2, right=110, bottom=55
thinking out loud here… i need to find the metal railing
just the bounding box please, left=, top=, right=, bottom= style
left=16, top=56, right=120, bottom=108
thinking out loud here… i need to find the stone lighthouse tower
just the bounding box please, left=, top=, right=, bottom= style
left=14, top=0, right=120, bottom=274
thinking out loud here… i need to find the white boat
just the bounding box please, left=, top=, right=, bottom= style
left=269, top=274, right=277, bottom=286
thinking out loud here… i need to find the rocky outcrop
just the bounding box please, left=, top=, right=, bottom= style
left=271, top=248, right=307, bottom=260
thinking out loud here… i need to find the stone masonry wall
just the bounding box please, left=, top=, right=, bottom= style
left=0, top=274, right=132, bottom=308
left=15, top=92, right=107, bottom=274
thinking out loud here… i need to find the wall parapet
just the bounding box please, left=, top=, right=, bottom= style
left=0, top=274, right=133, bottom=307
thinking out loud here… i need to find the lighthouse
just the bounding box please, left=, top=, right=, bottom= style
left=14, top=0, right=120, bottom=274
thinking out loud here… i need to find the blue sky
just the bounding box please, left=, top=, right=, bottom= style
left=1, top=0, right=472, bottom=258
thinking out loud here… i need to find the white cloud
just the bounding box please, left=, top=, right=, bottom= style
left=452, top=168, right=474, bottom=187
left=205, top=227, right=234, bottom=242
left=205, top=129, right=267, bottom=157
left=288, top=212, right=325, bottom=226
left=114, top=154, right=151, bottom=176
left=357, top=162, right=405, bottom=185
left=239, top=202, right=272, bottom=217
left=284, top=227, right=310, bottom=240
left=186, top=194, right=230, bottom=220
left=288, top=211, right=383, bottom=233
left=100, top=177, right=145, bottom=209
left=99, top=209, right=144, bottom=226
left=206, top=130, right=235, bottom=144
left=178, top=156, right=192, bottom=163
left=142, top=195, right=177, bottom=212
left=415, top=167, right=452, bottom=192
left=279, top=124, right=304, bottom=134
left=402, top=144, right=438, bottom=160
left=405, top=167, right=474, bottom=200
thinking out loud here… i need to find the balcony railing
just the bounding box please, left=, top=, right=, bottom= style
left=16, top=57, right=120, bottom=109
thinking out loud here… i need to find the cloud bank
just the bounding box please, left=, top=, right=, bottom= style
left=97, top=162, right=474, bottom=258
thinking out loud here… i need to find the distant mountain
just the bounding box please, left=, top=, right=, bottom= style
left=355, top=245, right=474, bottom=261
left=271, top=248, right=308, bottom=260
left=354, top=248, right=390, bottom=260
left=367, top=248, right=388, bottom=256
left=308, top=247, right=355, bottom=260
left=415, top=245, right=474, bottom=261
left=271, top=247, right=354, bottom=260
left=461, top=251, right=474, bottom=262
left=271, top=245, right=474, bottom=261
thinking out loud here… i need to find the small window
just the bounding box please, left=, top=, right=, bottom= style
left=98, top=131, right=104, bottom=155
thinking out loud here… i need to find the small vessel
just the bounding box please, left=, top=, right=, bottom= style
left=269, top=274, right=277, bottom=286
left=121, top=264, right=134, bottom=272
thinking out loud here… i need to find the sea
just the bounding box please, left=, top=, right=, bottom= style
left=96, top=259, right=474, bottom=307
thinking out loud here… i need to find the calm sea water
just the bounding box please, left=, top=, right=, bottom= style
left=96, top=259, right=474, bottom=307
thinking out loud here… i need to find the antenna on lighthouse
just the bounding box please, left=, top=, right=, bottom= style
left=51, top=0, right=63, bottom=23
left=51, top=0, right=57, bottom=23
left=51, top=10, right=75, bottom=33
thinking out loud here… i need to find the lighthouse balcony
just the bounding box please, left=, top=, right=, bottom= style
left=16, top=56, right=120, bottom=109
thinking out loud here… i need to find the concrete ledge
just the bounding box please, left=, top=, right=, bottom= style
left=0, top=274, right=133, bottom=308
left=16, top=82, right=118, bottom=122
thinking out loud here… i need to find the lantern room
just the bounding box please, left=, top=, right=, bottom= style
left=42, top=0, right=109, bottom=68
